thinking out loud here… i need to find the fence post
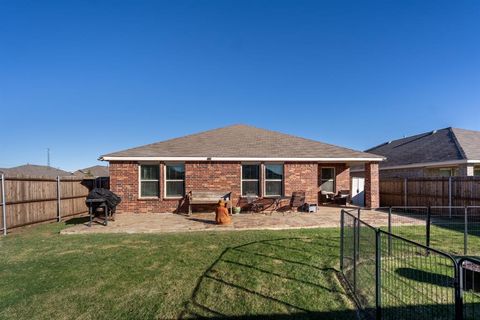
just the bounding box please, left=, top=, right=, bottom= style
left=356, top=209, right=361, bottom=263
left=404, top=178, right=408, bottom=208
left=56, top=176, right=61, bottom=222
left=340, top=210, right=344, bottom=272
left=449, top=177, right=452, bottom=218
left=375, top=230, right=382, bottom=320
left=353, top=218, right=358, bottom=294
left=426, top=206, right=431, bottom=254
left=464, top=206, right=468, bottom=255
left=388, top=207, right=392, bottom=256
left=1, top=174, right=6, bottom=236
left=455, top=263, right=464, bottom=320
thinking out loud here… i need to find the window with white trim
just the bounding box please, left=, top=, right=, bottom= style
left=140, top=164, right=160, bottom=197
left=165, top=163, right=185, bottom=198
left=265, top=164, right=283, bottom=197
left=242, top=164, right=259, bottom=196
left=320, top=167, right=335, bottom=193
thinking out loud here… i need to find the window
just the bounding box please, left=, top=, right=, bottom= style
left=474, top=168, right=480, bottom=177
left=140, top=165, right=159, bottom=197
left=320, top=167, right=335, bottom=193
left=242, top=164, right=259, bottom=196
left=438, top=168, right=455, bottom=177
left=165, top=163, right=185, bottom=198
left=265, top=164, right=283, bottom=196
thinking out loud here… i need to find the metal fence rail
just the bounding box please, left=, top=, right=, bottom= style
left=339, top=209, right=480, bottom=319
left=366, top=206, right=480, bottom=256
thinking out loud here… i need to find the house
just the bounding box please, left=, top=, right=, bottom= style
left=74, top=165, right=110, bottom=189
left=0, top=164, right=73, bottom=178
left=353, top=127, right=480, bottom=179
left=99, top=125, right=384, bottom=213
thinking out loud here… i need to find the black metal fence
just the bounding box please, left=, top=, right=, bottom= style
left=365, top=206, right=480, bottom=256
left=340, top=209, right=480, bottom=320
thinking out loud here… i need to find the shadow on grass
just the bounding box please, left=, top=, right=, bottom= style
left=395, top=267, right=454, bottom=287
left=64, top=216, right=90, bottom=225
left=179, top=237, right=355, bottom=319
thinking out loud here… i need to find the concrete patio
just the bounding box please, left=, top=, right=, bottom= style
left=61, top=206, right=424, bottom=235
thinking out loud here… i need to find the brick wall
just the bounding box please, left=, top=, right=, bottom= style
left=284, top=162, right=318, bottom=204
left=185, top=161, right=241, bottom=210
left=110, top=161, right=185, bottom=213
left=365, top=162, right=380, bottom=208
left=110, top=160, right=354, bottom=213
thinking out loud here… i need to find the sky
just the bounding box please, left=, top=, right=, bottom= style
left=0, top=0, right=479, bottom=171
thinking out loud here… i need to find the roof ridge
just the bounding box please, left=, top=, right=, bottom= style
left=449, top=127, right=468, bottom=160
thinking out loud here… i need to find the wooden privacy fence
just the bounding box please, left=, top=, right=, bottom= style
left=380, top=176, right=480, bottom=207
left=0, top=174, right=89, bottom=234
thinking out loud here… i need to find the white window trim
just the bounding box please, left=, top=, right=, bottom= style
left=241, top=163, right=260, bottom=197
left=320, top=167, right=336, bottom=193
left=164, top=162, right=185, bottom=199
left=138, top=163, right=160, bottom=199
left=264, top=163, right=284, bottom=197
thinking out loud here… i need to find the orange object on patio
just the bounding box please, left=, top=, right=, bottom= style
left=215, top=200, right=231, bottom=225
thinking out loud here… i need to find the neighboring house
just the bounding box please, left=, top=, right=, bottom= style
left=74, top=165, right=110, bottom=189
left=0, top=164, right=72, bottom=177
left=353, top=127, right=480, bottom=179
left=74, top=165, right=109, bottom=179
left=100, top=124, right=383, bottom=213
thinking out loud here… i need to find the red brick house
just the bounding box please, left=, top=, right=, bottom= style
left=100, top=125, right=383, bottom=213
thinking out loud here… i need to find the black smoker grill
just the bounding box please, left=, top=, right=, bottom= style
left=85, top=188, right=121, bottom=226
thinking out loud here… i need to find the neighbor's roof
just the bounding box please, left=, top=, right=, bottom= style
left=101, top=125, right=383, bottom=161
left=1, top=164, right=73, bottom=177
left=74, top=165, right=109, bottom=178
left=366, top=127, right=480, bottom=168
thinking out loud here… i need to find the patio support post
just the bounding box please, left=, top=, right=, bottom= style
left=56, top=176, right=61, bottom=222
left=364, top=162, right=380, bottom=209
left=1, top=174, right=6, bottom=236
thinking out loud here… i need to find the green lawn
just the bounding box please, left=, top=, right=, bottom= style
left=0, top=219, right=355, bottom=320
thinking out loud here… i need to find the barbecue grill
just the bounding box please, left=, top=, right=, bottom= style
left=85, top=188, right=121, bottom=226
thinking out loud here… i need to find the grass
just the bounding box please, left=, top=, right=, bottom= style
left=342, top=220, right=480, bottom=319
left=0, top=219, right=356, bottom=320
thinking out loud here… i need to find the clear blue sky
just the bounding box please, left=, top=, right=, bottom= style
left=1, top=1, right=479, bottom=171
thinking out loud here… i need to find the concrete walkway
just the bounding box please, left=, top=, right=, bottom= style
left=61, top=207, right=424, bottom=235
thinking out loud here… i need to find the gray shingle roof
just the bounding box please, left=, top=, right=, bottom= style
left=102, top=124, right=382, bottom=160
left=1, top=164, right=73, bottom=177
left=366, top=127, right=480, bottom=167
left=74, top=165, right=109, bottom=178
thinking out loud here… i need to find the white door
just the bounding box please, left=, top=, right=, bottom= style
left=351, top=177, right=365, bottom=207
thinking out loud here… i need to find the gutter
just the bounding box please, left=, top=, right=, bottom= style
left=352, top=159, right=480, bottom=172
left=99, top=156, right=385, bottom=162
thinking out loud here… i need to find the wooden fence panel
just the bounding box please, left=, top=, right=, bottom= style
left=1, top=175, right=89, bottom=230
left=380, top=177, right=480, bottom=207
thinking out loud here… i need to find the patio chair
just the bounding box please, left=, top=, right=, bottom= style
left=246, top=193, right=264, bottom=213
left=334, top=190, right=351, bottom=206
left=290, top=191, right=306, bottom=211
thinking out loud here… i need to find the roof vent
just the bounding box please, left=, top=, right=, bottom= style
left=431, top=130, right=437, bottom=135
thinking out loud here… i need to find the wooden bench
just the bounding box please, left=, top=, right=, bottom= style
left=187, top=191, right=233, bottom=215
